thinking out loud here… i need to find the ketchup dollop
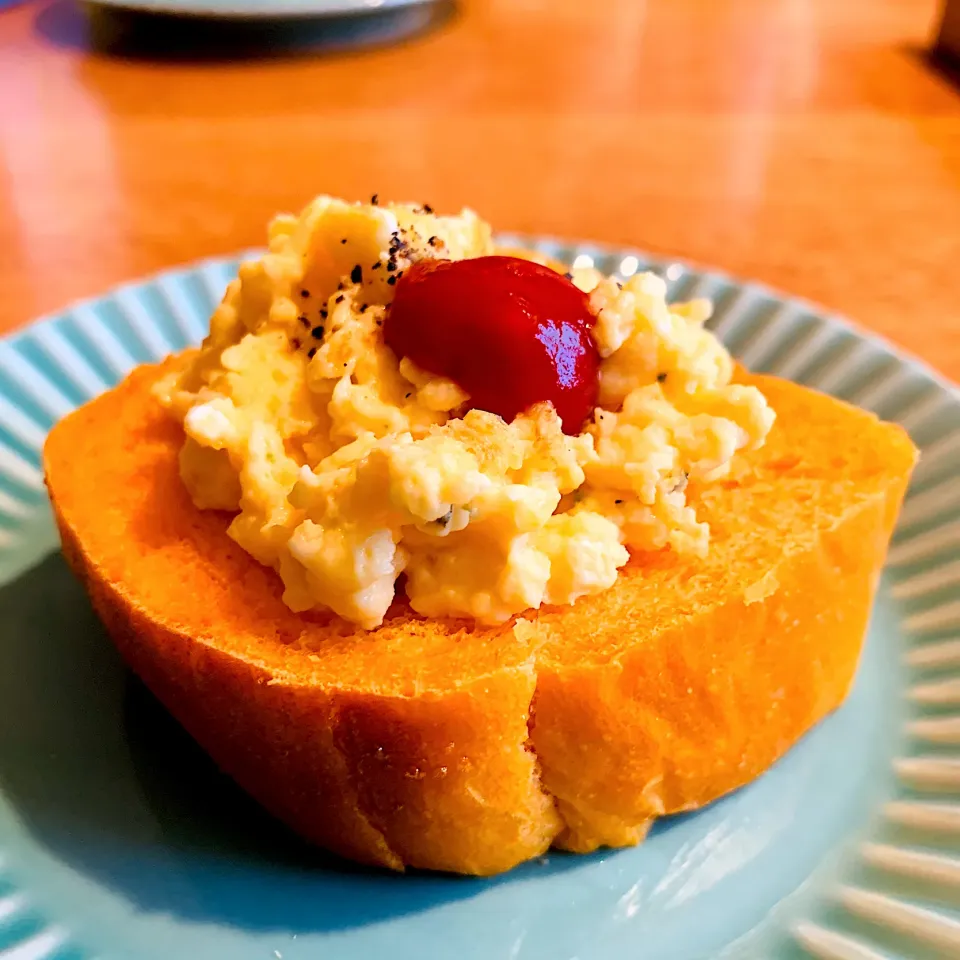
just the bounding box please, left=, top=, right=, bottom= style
left=384, top=256, right=600, bottom=432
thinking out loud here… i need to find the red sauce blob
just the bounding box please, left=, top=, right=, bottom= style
left=384, top=256, right=600, bottom=432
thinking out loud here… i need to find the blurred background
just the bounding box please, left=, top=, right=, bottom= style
left=0, top=0, right=958, bottom=376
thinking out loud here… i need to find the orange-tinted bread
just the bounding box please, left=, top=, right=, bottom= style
left=44, top=361, right=917, bottom=874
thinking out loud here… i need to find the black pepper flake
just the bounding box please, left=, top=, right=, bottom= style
left=311, top=326, right=325, bottom=339
left=340, top=238, right=347, bottom=244
left=320, top=308, right=329, bottom=319
left=371, top=193, right=379, bottom=205
left=423, top=203, right=434, bottom=214
left=301, top=289, right=310, bottom=298
left=386, top=261, right=397, bottom=272
left=387, top=274, right=398, bottom=286
left=657, top=372, right=668, bottom=383
left=614, top=499, right=624, bottom=505
left=375, top=319, right=382, bottom=326
left=291, top=337, right=301, bottom=350
left=563, top=271, right=574, bottom=280
left=360, top=303, right=369, bottom=312
left=350, top=264, right=363, bottom=284
left=307, top=347, right=317, bottom=359
left=371, top=261, right=382, bottom=270
left=405, top=392, right=412, bottom=399
left=427, top=236, right=440, bottom=248
left=335, top=293, right=345, bottom=304
left=298, top=314, right=311, bottom=327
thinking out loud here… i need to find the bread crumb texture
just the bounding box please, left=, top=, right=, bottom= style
left=45, top=363, right=916, bottom=874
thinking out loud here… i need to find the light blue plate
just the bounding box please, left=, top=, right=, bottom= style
left=87, top=0, right=435, bottom=19
left=1, top=238, right=960, bottom=960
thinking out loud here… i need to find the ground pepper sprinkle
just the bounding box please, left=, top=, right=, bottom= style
left=311, top=326, right=325, bottom=339
left=351, top=264, right=363, bottom=284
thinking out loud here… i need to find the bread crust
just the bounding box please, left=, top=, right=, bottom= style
left=44, top=362, right=916, bottom=874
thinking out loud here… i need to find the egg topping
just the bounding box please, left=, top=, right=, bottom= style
left=156, top=197, right=774, bottom=628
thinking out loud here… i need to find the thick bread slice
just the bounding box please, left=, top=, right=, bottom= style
left=43, top=361, right=916, bottom=874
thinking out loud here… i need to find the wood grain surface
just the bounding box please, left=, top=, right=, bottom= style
left=1, top=0, right=958, bottom=377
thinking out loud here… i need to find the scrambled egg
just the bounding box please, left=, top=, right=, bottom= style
left=157, top=197, right=774, bottom=628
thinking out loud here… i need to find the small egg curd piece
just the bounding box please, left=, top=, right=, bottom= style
left=156, top=196, right=774, bottom=629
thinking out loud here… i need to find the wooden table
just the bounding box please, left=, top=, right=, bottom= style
left=1, top=0, right=958, bottom=377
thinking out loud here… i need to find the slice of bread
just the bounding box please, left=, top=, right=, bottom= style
left=43, top=361, right=917, bottom=875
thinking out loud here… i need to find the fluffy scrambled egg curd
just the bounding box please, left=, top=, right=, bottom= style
left=157, top=196, right=774, bottom=629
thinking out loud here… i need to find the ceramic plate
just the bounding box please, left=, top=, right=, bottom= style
left=87, top=0, right=435, bottom=19
left=1, top=238, right=960, bottom=960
